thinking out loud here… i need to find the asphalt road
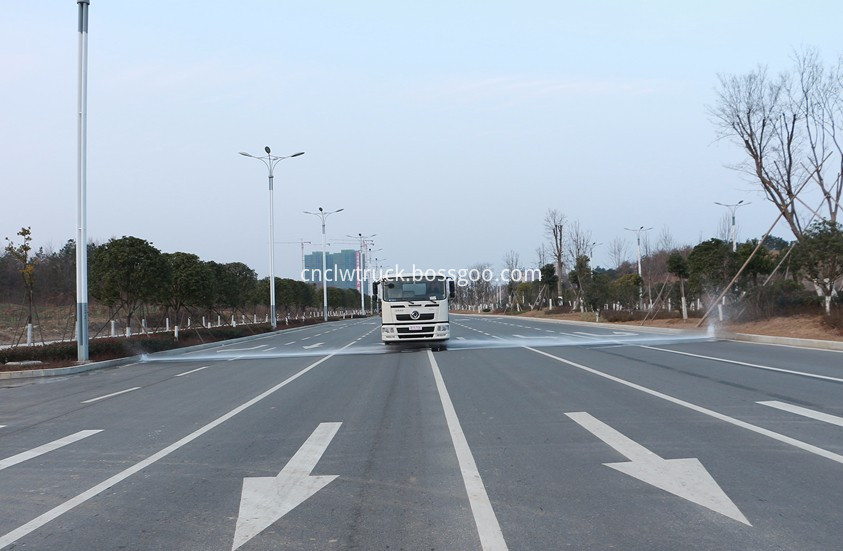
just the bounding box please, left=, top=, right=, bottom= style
left=1, top=315, right=842, bottom=550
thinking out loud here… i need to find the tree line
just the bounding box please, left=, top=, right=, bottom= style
left=1, top=233, right=366, bottom=336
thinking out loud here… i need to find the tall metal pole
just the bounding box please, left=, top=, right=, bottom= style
left=305, top=208, right=343, bottom=321
left=625, top=226, right=652, bottom=310
left=349, top=233, right=375, bottom=314
left=715, top=200, right=749, bottom=253
left=76, top=0, right=90, bottom=362
left=239, top=149, right=304, bottom=329
left=267, top=166, right=276, bottom=328
left=321, top=216, right=328, bottom=321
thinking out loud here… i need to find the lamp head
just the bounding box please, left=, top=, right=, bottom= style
left=319, top=207, right=323, bottom=212
left=265, top=146, right=271, bottom=154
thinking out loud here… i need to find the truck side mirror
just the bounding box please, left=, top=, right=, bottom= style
left=448, top=281, right=455, bottom=299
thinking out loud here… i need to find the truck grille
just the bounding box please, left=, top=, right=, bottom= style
left=395, top=313, right=435, bottom=321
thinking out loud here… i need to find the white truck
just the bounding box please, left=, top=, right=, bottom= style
left=372, top=275, right=455, bottom=349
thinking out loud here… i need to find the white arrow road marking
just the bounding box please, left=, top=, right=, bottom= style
left=302, top=342, right=324, bottom=350
left=232, top=422, right=341, bottom=551
left=758, top=401, right=843, bottom=427
left=0, top=430, right=102, bottom=472
left=565, top=412, right=749, bottom=525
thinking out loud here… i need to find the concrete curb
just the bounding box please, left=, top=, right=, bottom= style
left=717, top=330, right=843, bottom=352
left=0, top=322, right=328, bottom=380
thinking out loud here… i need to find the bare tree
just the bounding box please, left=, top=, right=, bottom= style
left=544, top=209, right=566, bottom=300
left=711, top=49, right=843, bottom=241
left=534, top=243, right=549, bottom=268
left=608, top=237, right=629, bottom=270
left=565, top=220, right=592, bottom=268
left=502, top=249, right=520, bottom=303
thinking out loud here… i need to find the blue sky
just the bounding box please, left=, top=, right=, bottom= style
left=2, top=1, right=841, bottom=278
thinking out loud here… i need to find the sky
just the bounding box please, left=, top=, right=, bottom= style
left=2, top=0, right=842, bottom=281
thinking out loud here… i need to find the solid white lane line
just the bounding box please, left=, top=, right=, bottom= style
left=526, top=347, right=843, bottom=465
left=81, top=387, right=142, bottom=404
left=640, top=345, right=843, bottom=383
left=758, top=401, right=843, bottom=427
left=0, top=430, right=102, bottom=472
left=175, top=366, right=210, bottom=377
left=427, top=350, right=508, bottom=551
left=0, top=339, right=359, bottom=550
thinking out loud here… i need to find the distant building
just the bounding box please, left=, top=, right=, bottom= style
left=303, top=249, right=361, bottom=290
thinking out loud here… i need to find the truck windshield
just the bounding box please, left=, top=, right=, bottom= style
left=382, top=279, right=445, bottom=302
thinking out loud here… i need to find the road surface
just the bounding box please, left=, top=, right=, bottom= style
left=1, top=315, right=842, bottom=550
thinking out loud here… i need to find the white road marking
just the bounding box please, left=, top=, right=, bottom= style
left=216, top=345, right=266, bottom=353
left=566, top=412, right=749, bottom=525
left=0, top=340, right=359, bottom=550
left=264, top=347, right=276, bottom=352
left=81, top=387, right=142, bottom=404
left=0, top=430, right=102, bottom=472
left=456, top=337, right=466, bottom=340
left=302, top=342, right=324, bottom=350
left=175, top=366, right=210, bottom=377
left=232, top=423, right=341, bottom=550
left=284, top=341, right=296, bottom=346
left=427, top=350, right=508, bottom=551
left=526, top=347, right=843, bottom=465
left=640, top=345, right=843, bottom=383
left=758, top=401, right=843, bottom=427
left=0, top=425, right=6, bottom=429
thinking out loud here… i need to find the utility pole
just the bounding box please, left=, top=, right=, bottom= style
left=76, top=0, right=90, bottom=362
left=624, top=226, right=652, bottom=310
left=715, top=200, right=750, bottom=252
left=348, top=233, right=376, bottom=314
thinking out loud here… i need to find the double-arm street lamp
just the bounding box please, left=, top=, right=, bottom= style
left=304, top=207, right=344, bottom=321
left=239, top=147, right=304, bottom=328
left=715, top=200, right=750, bottom=252
left=348, top=232, right=376, bottom=314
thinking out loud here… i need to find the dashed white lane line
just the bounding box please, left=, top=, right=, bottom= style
left=427, top=350, right=508, bottom=550
left=284, top=341, right=296, bottom=346
left=758, top=401, right=843, bottom=427
left=0, top=430, right=102, bottom=472
left=175, top=366, right=210, bottom=377
left=264, top=347, right=276, bottom=352
left=0, top=338, right=361, bottom=550
left=81, top=387, right=142, bottom=404
left=640, top=345, right=843, bottom=383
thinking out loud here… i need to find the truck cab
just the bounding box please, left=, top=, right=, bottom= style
left=373, top=275, right=455, bottom=348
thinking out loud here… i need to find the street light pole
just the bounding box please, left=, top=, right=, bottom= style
left=305, top=207, right=344, bottom=321
left=239, top=148, right=304, bottom=328
left=76, top=0, right=90, bottom=362
left=624, top=226, right=652, bottom=310
left=715, top=200, right=750, bottom=252
left=348, top=232, right=376, bottom=315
